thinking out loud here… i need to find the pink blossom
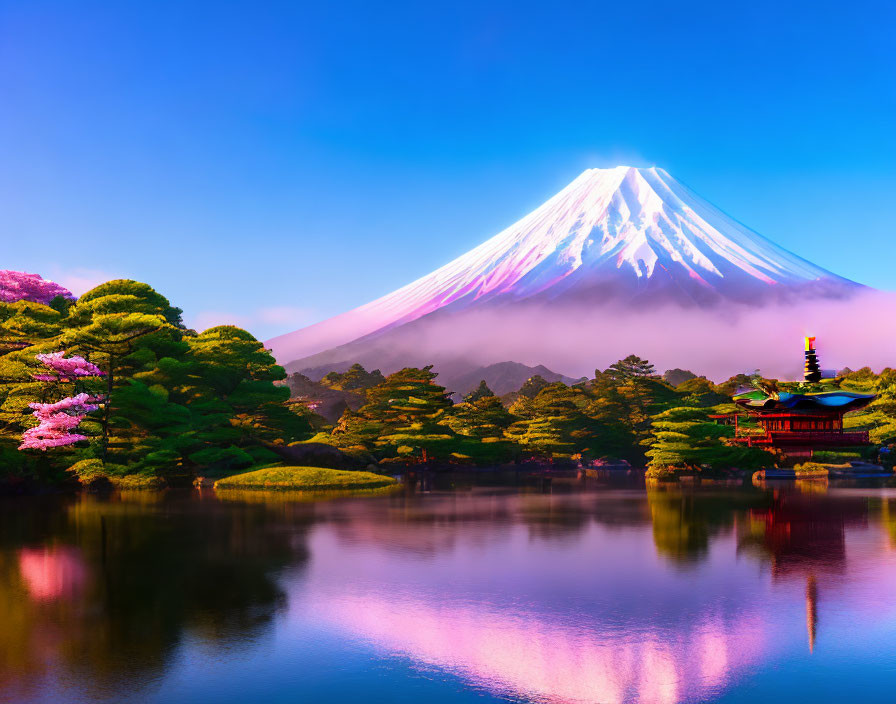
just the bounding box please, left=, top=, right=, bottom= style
left=34, top=351, right=104, bottom=380
left=29, top=393, right=100, bottom=417
left=0, top=270, right=74, bottom=305
left=19, top=420, right=89, bottom=450
left=19, top=393, right=100, bottom=451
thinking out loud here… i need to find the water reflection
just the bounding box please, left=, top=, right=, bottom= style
left=313, top=589, right=766, bottom=704
left=646, top=488, right=770, bottom=564
left=3, top=481, right=896, bottom=703
left=0, top=494, right=309, bottom=701
left=18, top=546, right=88, bottom=601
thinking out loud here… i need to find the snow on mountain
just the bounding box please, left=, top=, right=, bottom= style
left=267, top=166, right=861, bottom=367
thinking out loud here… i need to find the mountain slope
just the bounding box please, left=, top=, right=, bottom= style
left=268, top=166, right=862, bottom=372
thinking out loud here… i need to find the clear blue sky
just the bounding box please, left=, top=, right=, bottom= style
left=1, top=0, right=893, bottom=339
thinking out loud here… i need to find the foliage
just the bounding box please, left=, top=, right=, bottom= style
left=213, top=465, right=397, bottom=491
left=516, top=374, right=551, bottom=399
left=447, top=395, right=512, bottom=438
left=19, top=393, right=100, bottom=450
left=67, top=458, right=114, bottom=483
left=320, top=363, right=385, bottom=392
left=793, top=462, right=829, bottom=476
left=1, top=276, right=315, bottom=485
left=645, top=405, right=774, bottom=475
left=463, top=380, right=495, bottom=403
left=662, top=368, right=697, bottom=387
left=0, top=270, right=74, bottom=305
left=604, top=354, right=657, bottom=382
left=715, top=373, right=754, bottom=396
left=333, top=366, right=456, bottom=463
left=676, top=377, right=729, bottom=407
left=507, top=383, right=600, bottom=460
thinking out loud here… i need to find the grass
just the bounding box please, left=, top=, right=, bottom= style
left=214, top=486, right=401, bottom=503
left=109, top=474, right=168, bottom=490
left=213, top=465, right=398, bottom=491
left=793, top=462, right=830, bottom=476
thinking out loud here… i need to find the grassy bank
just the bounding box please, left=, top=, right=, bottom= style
left=213, top=465, right=398, bottom=491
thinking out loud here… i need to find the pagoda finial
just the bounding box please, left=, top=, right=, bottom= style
left=804, top=336, right=821, bottom=382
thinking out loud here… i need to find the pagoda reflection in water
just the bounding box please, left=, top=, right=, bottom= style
left=739, top=489, right=869, bottom=652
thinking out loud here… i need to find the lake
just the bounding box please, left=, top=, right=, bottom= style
left=2, top=473, right=896, bottom=703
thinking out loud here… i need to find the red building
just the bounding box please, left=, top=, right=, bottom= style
left=725, top=390, right=873, bottom=455
left=712, top=337, right=875, bottom=458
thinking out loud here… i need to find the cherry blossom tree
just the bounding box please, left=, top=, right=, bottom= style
left=33, top=352, right=104, bottom=382
left=0, top=270, right=74, bottom=305
left=18, top=352, right=104, bottom=452
left=19, top=393, right=100, bottom=450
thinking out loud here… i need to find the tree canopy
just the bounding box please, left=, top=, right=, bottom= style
left=0, top=279, right=313, bottom=485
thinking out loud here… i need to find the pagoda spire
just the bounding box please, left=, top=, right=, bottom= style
left=804, top=336, right=821, bottom=383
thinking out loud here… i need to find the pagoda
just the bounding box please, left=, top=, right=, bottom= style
left=720, top=337, right=875, bottom=459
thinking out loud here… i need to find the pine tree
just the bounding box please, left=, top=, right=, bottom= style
left=504, top=383, right=591, bottom=460
left=344, top=366, right=456, bottom=463
left=61, top=280, right=183, bottom=464
left=645, top=405, right=772, bottom=476
left=604, top=354, right=657, bottom=382
left=463, top=380, right=494, bottom=403
left=320, top=363, right=385, bottom=392
left=178, top=326, right=310, bottom=472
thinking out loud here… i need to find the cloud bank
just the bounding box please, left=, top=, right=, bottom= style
left=285, top=290, right=896, bottom=381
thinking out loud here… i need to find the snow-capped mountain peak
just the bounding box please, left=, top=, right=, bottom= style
left=267, top=166, right=860, bottom=366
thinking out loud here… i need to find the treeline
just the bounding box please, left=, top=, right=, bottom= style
left=294, top=359, right=896, bottom=475
left=5, top=273, right=895, bottom=487
left=0, top=280, right=313, bottom=486
left=294, top=357, right=776, bottom=474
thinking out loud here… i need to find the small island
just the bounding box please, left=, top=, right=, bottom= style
left=213, top=466, right=398, bottom=491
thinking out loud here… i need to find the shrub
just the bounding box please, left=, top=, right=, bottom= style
left=793, top=462, right=829, bottom=476
left=645, top=465, right=680, bottom=481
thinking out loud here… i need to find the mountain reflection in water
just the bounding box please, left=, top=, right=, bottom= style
left=2, top=481, right=896, bottom=704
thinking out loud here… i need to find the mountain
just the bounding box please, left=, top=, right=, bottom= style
left=268, top=166, right=864, bottom=378
left=435, top=361, right=582, bottom=401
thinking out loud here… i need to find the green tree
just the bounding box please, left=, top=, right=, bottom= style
left=645, top=405, right=773, bottom=476
left=61, top=280, right=183, bottom=464
left=442, top=395, right=517, bottom=465
left=716, top=373, right=755, bottom=396
left=676, top=377, right=729, bottom=407
left=463, top=380, right=495, bottom=403
left=868, top=368, right=896, bottom=444
left=320, top=363, right=385, bottom=392
left=338, top=366, right=455, bottom=463
left=604, top=354, right=657, bottom=382
left=0, top=301, right=70, bottom=480
left=446, top=395, right=512, bottom=439
left=588, top=365, right=678, bottom=461
left=517, top=374, right=551, bottom=399
left=178, top=326, right=311, bottom=472
left=505, top=383, right=601, bottom=461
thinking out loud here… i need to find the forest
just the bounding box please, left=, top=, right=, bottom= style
left=2, top=271, right=895, bottom=489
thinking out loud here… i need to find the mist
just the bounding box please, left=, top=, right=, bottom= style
left=305, top=290, right=896, bottom=382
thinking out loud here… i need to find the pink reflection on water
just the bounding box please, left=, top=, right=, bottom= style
left=313, top=591, right=765, bottom=704
left=18, top=546, right=87, bottom=601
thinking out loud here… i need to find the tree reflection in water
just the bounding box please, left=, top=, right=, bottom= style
left=0, top=492, right=311, bottom=701
left=2, top=480, right=896, bottom=704
left=646, top=487, right=770, bottom=565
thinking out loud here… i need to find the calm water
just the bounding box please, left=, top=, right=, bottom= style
left=3, top=474, right=896, bottom=703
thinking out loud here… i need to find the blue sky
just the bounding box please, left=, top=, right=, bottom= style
left=1, top=0, right=893, bottom=339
